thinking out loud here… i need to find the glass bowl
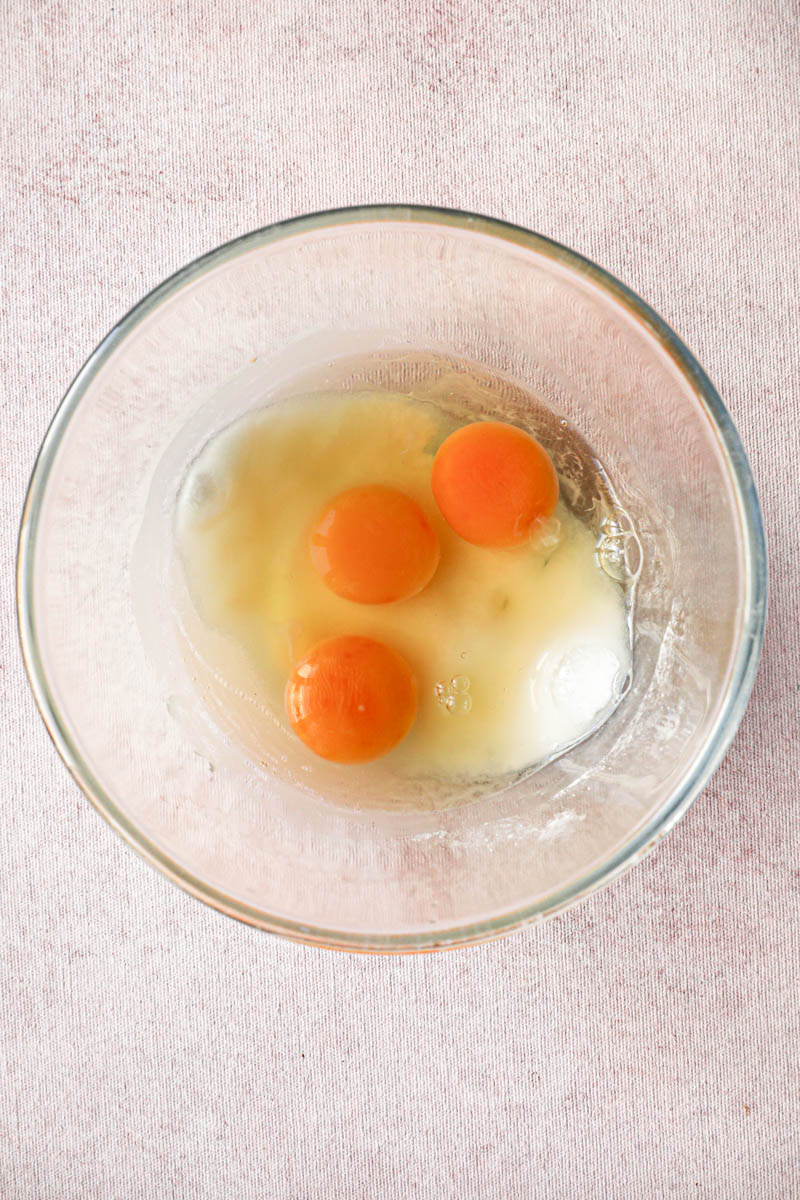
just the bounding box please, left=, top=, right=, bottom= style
left=17, top=206, right=766, bottom=952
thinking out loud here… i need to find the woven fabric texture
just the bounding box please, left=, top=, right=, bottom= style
left=1, top=2, right=798, bottom=1196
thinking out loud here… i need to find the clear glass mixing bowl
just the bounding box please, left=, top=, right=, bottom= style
left=17, top=207, right=766, bottom=951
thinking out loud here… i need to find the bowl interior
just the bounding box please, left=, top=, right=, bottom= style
left=19, top=210, right=765, bottom=949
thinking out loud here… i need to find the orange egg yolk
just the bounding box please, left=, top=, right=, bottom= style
left=309, top=485, right=440, bottom=604
left=285, top=635, right=418, bottom=763
left=431, top=420, right=558, bottom=547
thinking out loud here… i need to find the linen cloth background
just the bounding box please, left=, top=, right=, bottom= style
left=1, top=2, right=798, bottom=1196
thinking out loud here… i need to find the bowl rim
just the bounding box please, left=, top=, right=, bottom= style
left=16, top=204, right=768, bottom=952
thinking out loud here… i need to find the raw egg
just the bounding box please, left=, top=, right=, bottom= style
left=285, top=635, right=418, bottom=763
left=310, top=484, right=440, bottom=604
left=177, top=391, right=632, bottom=783
left=432, top=420, right=558, bottom=547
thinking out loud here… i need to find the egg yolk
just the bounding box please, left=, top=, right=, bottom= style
left=309, top=485, right=440, bottom=604
left=431, top=420, right=559, bottom=547
left=285, top=635, right=418, bottom=763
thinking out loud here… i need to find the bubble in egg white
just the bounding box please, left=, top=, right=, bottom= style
left=529, top=515, right=562, bottom=553
left=435, top=674, right=473, bottom=715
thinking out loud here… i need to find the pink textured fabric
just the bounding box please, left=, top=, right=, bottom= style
left=2, top=2, right=798, bottom=1196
